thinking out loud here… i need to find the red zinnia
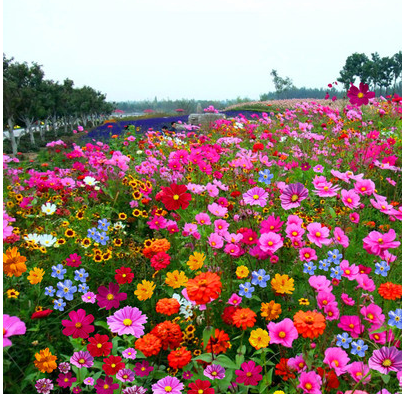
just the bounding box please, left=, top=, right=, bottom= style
left=102, top=355, right=125, bottom=375
left=188, top=380, right=215, bottom=394
left=160, top=183, right=192, bottom=210
left=186, top=272, right=222, bottom=305
left=114, top=267, right=134, bottom=284
left=150, top=252, right=171, bottom=271
left=205, top=329, right=230, bottom=355
left=150, top=321, right=183, bottom=350
left=167, top=347, right=192, bottom=369
left=347, top=82, right=375, bottom=106
left=62, top=309, right=94, bottom=339
left=31, top=309, right=53, bottom=319
left=87, top=334, right=113, bottom=357
left=378, top=282, right=402, bottom=300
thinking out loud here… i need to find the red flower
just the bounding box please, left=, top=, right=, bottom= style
left=275, top=358, right=296, bottom=381
left=31, top=309, right=53, bottom=319
left=62, top=309, right=94, bottom=339
left=160, top=184, right=192, bottom=210
left=188, top=380, right=215, bottom=394
left=252, top=143, right=264, bottom=152
left=150, top=252, right=171, bottom=270
left=114, top=267, right=134, bottom=284
left=102, top=355, right=125, bottom=375
left=347, top=82, right=375, bottom=106
left=87, top=334, right=113, bottom=357
left=96, top=282, right=127, bottom=310
left=167, top=347, right=192, bottom=369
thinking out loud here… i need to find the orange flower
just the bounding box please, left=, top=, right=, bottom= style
left=293, top=310, right=326, bottom=339
left=135, top=334, right=162, bottom=357
left=167, top=347, right=192, bottom=369
left=378, top=282, right=402, bottom=300
left=3, top=247, right=27, bottom=277
left=205, top=329, right=230, bottom=355
left=155, top=298, right=180, bottom=316
left=27, top=268, right=45, bottom=284
left=150, top=321, right=183, bottom=350
left=142, top=238, right=171, bottom=258
left=261, top=301, right=282, bottom=321
left=271, top=274, right=295, bottom=295
left=34, top=348, right=57, bottom=373
left=232, top=308, right=257, bottom=330
left=186, top=272, right=222, bottom=305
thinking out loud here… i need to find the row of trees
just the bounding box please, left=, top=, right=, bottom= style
left=3, top=55, right=115, bottom=156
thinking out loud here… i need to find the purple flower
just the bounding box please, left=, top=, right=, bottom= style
left=133, top=361, right=153, bottom=377
left=151, top=376, right=184, bottom=394
left=122, top=348, right=137, bottom=360
left=58, top=362, right=71, bottom=373
left=116, top=368, right=135, bottom=382
left=204, top=364, right=226, bottom=380
left=122, top=386, right=147, bottom=394
left=368, top=346, right=402, bottom=374
left=182, top=370, right=193, bottom=380
left=97, top=282, right=127, bottom=310
left=94, top=376, right=119, bottom=394
left=70, top=351, right=94, bottom=368
left=280, top=183, right=309, bottom=210
left=35, top=378, right=54, bottom=394
left=106, top=306, right=147, bottom=337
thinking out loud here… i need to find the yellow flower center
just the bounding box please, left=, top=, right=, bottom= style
left=345, top=269, right=350, bottom=274
left=198, top=390, right=204, bottom=394
left=347, top=198, right=352, bottom=203
left=361, top=187, right=366, bottom=191
left=123, top=319, right=132, bottom=326
left=97, top=343, right=102, bottom=348
left=279, top=331, right=286, bottom=338
left=291, top=194, right=299, bottom=202
left=315, top=232, right=321, bottom=237
left=75, top=322, right=82, bottom=328
left=141, top=367, right=146, bottom=371
left=357, top=92, right=364, bottom=98
left=333, top=360, right=339, bottom=367
left=382, top=359, right=392, bottom=367
left=305, top=383, right=312, bottom=390
left=292, top=231, right=298, bottom=236
left=64, top=378, right=69, bottom=382
left=111, top=363, right=116, bottom=368
left=173, top=195, right=180, bottom=200
left=106, top=294, right=114, bottom=300
left=246, top=372, right=252, bottom=377
left=268, top=241, right=273, bottom=246
left=367, top=313, right=374, bottom=320
left=378, top=238, right=383, bottom=244
left=253, top=194, right=259, bottom=200
left=212, top=371, right=217, bottom=376
left=104, top=385, right=109, bottom=389
left=122, top=274, right=126, bottom=277
left=349, top=324, right=354, bottom=329
left=78, top=358, right=85, bottom=364
left=165, top=386, right=173, bottom=392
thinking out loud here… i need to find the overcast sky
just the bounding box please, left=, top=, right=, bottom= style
left=3, top=0, right=402, bottom=102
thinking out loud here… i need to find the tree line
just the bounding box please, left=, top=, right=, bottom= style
left=3, top=55, right=115, bottom=156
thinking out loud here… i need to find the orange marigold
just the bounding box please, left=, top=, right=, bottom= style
left=186, top=272, right=222, bottom=305
left=135, top=334, right=162, bottom=357
left=271, top=274, right=295, bottom=295
left=34, top=348, right=58, bottom=373
left=150, top=321, right=183, bottom=350
left=205, top=329, right=230, bottom=355
left=167, top=347, right=192, bottom=369
left=378, top=282, right=402, bottom=300
left=155, top=298, right=180, bottom=316
left=261, top=301, right=282, bottom=321
left=3, top=247, right=27, bottom=277
left=293, top=310, right=326, bottom=339
left=232, top=308, right=257, bottom=330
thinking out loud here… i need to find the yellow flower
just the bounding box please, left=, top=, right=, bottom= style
left=299, top=298, right=310, bottom=306
left=134, top=280, right=156, bottom=301
left=273, top=391, right=285, bottom=394
left=249, top=328, right=270, bottom=350
left=165, top=270, right=188, bottom=289
left=187, top=252, right=205, bottom=271
left=27, top=267, right=45, bottom=284
left=271, top=273, right=294, bottom=295
left=6, top=289, right=20, bottom=299
left=236, top=265, right=249, bottom=279
left=261, top=301, right=282, bottom=321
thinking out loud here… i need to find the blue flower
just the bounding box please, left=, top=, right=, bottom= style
left=98, top=219, right=111, bottom=231
left=239, top=282, right=255, bottom=299
left=87, top=227, right=97, bottom=239
left=303, top=263, right=317, bottom=275
left=45, top=286, right=55, bottom=296
left=53, top=298, right=66, bottom=311
left=74, top=268, right=88, bottom=283
left=330, top=266, right=343, bottom=280
left=336, top=332, right=352, bottom=349
left=351, top=339, right=368, bottom=357
left=327, top=249, right=342, bottom=263
left=375, top=261, right=390, bottom=277
left=78, top=283, right=89, bottom=293
left=51, top=264, right=66, bottom=280
left=56, top=279, right=77, bottom=301
left=258, top=169, right=274, bottom=185
left=95, top=231, right=109, bottom=245
left=251, top=269, right=270, bottom=287
left=388, top=309, right=402, bottom=329
left=318, top=259, right=331, bottom=271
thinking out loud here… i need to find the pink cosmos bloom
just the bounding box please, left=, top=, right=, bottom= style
left=370, top=198, right=394, bottom=214
left=287, top=354, right=307, bottom=373
left=224, top=243, right=242, bottom=257
left=362, top=229, right=400, bottom=257
left=347, top=82, right=375, bottom=106
left=82, top=292, right=96, bottom=304
left=354, top=179, right=375, bottom=196
left=323, top=347, right=350, bottom=376
left=97, top=283, right=127, bottom=310
left=332, top=227, right=349, bottom=248
left=116, top=368, right=135, bottom=382
left=208, top=233, right=224, bottom=249
left=308, top=275, right=333, bottom=293
left=106, top=306, right=147, bottom=337
left=267, top=318, right=298, bottom=348
left=312, top=176, right=340, bottom=197
left=306, top=222, right=331, bottom=248
left=214, top=219, right=229, bottom=234
left=259, top=232, right=283, bottom=254
left=341, top=293, right=355, bottom=306
left=122, top=348, right=137, bottom=360
left=235, top=360, right=263, bottom=386
left=286, top=223, right=305, bottom=240
left=62, top=309, right=94, bottom=339
left=224, top=232, right=243, bottom=244
left=355, top=273, right=376, bottom=292
left=147, top=215, right=167, bottom=230
left=134, top=361, right=154, bottom=377
left=151, top=376, right=184, bottom=394
left=360, top=304, right=384, bottom=327
left=341, top=189, right=360, bottom=209
left=94, top=376, right=119, bottom=394
left=287, top=214, right=303, bottom=226
left=280, top=183, right=309, bottom=210
left=324, top=302, right=340, bottom=321
left=316, top=291, right=336, bottom=309
left=299, top=247, right=317, bottom=262
left=260, top=214, right=284, bottom=233
left=227, top=293, right=242, bottom=306
left=339, top=260, right=359, bottom=281
left=349, top=212, right=360, bottom=223
left=70, top=351, right=94, bottom=368
left=347, top=361, right=370, bottom=384
left=242, top=187, right=268, bottom=207
left=182, top=223, right=198, bottom=237
left=298, top=371, right=322, bottom=394
left=344, top=392, right=368, bottom=394
left=3, top=315, right=26, bottom=347
left=204, top=364, right=225, bottom=380
left=368, top=346, right=402, bottom=374
left=205, top=183, right=219, bottom=197
left=208, top=203, right=227, bottom=217
left=369, top=328, right=395, bottom=345
left=338, top=315, right=364, bottom=338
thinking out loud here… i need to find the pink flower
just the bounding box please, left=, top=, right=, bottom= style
left=349, top=212, right=360, bottom=223
left=324, top=302, right=340, bottom=321
left=355, top=273, right=376, bottom=292
left=208, top=203, right=227, bottom=217
left=362, top=229, right=400, bottom=257
left=306, top=222, right=331, bottom=248
left=235, top=360, right=263, bottom=386
left=97, top=283, right=127, bottom=310
left=259, top=232, right=283, bottom=254
left=338, top=315, right=364, bottom=338
left=286, top=224, right=305, bottom=240
left=3, top=315, right=26, bottom=347
left=368, top=346, right=402, bottom=374
left=323, top=347, right=350, bottom=376
left=347, top=361, right=370, bottom=384
left=227, top=293, right=242, bottom=306
left=298, top=371, right=322, bottom=394
left=354, top=179, right=375, bottom=196
left=214, top=219, right=229, bottom=234
left=151, top=376, right=184, bottom=394
left=260, top=214, right=284, bottom=233
left=341, top=293, right=355, bottom=306
left=341, top=189, right=360, bottom=209
left=280, top=183, right=309, bottom=210
left=316, top=291, right=335, bottom=309
left=360, top=304, right=384, bottom=327
left=242, top=187, right=269, bottom=207
left=308, top=275, right=333, bottom=293
left=287, top=354, right=307, bottom=372
left=267, top=318, right=298, bottom=348
left=339, top=260, right=359, bottom=281
left=299, top=247, right=317, bottom=262
left=208, top=233, right=224, bottom=249
left=332, top=227, right=349, bottom=248
left=106, top=306, right=147, bottom=337
left=62, top=309, right=95, bottom=339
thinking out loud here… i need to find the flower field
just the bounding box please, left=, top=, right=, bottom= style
left=3, top=89, right=402, bottom=394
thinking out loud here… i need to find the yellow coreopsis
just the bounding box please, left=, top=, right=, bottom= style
left=134, top=280, right=156, bottom=301
left=187, top=251, right=205, bottom=271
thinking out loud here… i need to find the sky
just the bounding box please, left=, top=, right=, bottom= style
left=3, top=0, right=402, bottom=102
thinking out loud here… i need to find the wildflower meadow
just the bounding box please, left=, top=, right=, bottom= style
left=3, top=85, right=402, bottom=394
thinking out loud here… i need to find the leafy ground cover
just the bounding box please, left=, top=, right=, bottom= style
left=3, top=91, right=402, bottom=394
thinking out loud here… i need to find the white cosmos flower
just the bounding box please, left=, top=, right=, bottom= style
left=83, top=176, right=98, bottom=186
left=41, top=202, right=57, bottom=215
left=24, top=233, right=41, bottom=244
left=39, top=234, right=57, bottom=247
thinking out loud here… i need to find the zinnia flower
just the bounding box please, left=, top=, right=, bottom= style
left=293, top=310, right=326, bottom=339
left=378, top=282, right=402, bottom=300
left=168, top=347, right=192, bottom=369
left=135, top=333, right=162, bottom=357
left=186, top=272, right=222, bottom=305
left=232, top=308, right=257, bottom=330
left=205, top=328, right=230, bottom=355
left=107, top=306, right=147, bottom=336
left=249, top=328, right=270, bottom=350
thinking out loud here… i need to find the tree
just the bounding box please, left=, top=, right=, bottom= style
left=337, top=53, right=369, bottom=90
left=270, top=69, right=295, bottom=99
left=391, top=51, right=402, bottom=91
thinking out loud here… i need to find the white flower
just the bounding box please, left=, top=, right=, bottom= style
left=136, top=150, right=143, bottom=155
left=172, top=293, right=194, bottom=319
left=39, top=234, right=57, bottom=247
left=83, top=176, right=98, bottom=186
left=24, top=233, right=41, bottom=244
left=41, top=202, right=57, bottom=215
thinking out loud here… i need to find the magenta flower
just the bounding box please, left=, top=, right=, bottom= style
left=299, top=247, right=317, bottom=262
left=97, top=282, right=127, bottom=310
left=151, top=376, right=184, bottom=394
left=341, top=293, right=355, bottom=306
left=286, top=223, right=305, bottom=240
left=208, top=233, right=224, bottom=249
left=354, top=179, right=375, bottom=196
left=204, top=364, right=225, bottom=380
left=347, top=361, right=371, bottom=384
left=235, top=360, right=263, bottom=386
left=362, top=229, right=400, bottom=257
left=122, top=386, right=147, bottom=394
left=106, top=306, right=147, bottom=337
left=267, top=318, right=298, bottom=348
left=323, top=347, right=350, bottom=376
left=333, top=227, right=349, bottom=248
left=61, top=309, right=94, bottom=339
left=242, top=187, right=268, bottom=207
left=341, top=189, right=360, bottom=209
left=349, top=212, right=360, bottom=223
left=94, top=376, right=119, bottom=394
left=133, top=361, right=154, bottom=377
left=298, top=371, right=322, bottom=394
left=287, top=354, right=307, bottom=372
left=260, top=214, right=284, bottom=234
left=338, top=315, right=364, bottom=338
left=280, top=183, right=308, bottom=210
left=368, top=346, right=402, bottom=374
left=70, top=350, right=94, bottom=368
left=116, top=368, right=135, bottom=382
left=360, top=304, right=384, bottom=326
left=259, top=232, right=283, bottom=254
left=339, top=260, right=359, bottom=281
left=347, top=82, right=375, bottom=106
left=306, top=222, right=331, bottom=248
left=3, top=314, right=26, bottom=347
left=195, top=212, right=211, bottom=225
left=355, top=274, right=376, bottom=292
left=57, top=372, right=76, bottom=388
left=35, top=378, right=54, bottom=394
left=308, top=275, right=333, bottom=293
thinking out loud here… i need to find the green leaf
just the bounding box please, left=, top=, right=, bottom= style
left=202, top=326, right=214, bottom=350
left=194, top=353, right=213, bottom=363
left=381, top=374, right=390, bottom=384
left=329, top=207, right=336, bottom=218
left=235, top=353, right=244, bottom=368
left=215, top=354, right=238, bottom=369
left=94, top=321, right=109, bottom=330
